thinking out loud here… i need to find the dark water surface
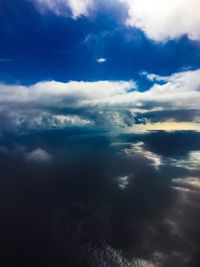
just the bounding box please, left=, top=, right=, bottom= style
left=0, top=129, right=200, bottom=267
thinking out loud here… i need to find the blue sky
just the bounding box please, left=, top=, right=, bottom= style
left=0, top=0, right=200, bottom=132
left=0, top=0, right=200, bottom=85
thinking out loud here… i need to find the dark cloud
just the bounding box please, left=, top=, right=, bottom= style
left=135, top=109, right=200, bottom=124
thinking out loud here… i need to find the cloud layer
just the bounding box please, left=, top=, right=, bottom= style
left=0, top=69, right=200, bottom=132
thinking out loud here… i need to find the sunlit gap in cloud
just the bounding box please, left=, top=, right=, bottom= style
left=126, top=121, right=200, bottom=134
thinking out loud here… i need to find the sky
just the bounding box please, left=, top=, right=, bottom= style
left=0, top=1, right=200, bottom=267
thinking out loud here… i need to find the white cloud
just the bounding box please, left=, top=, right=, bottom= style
left=33, top=0, right=200, bottom=42
left=50, top=114, right=92, bottom=127
left=122, top=0, right=200, bottom=42
left=104, top=69, right=200, bottom=111
left=68, top=0, right=93, bottom=18
left=34, top=0, right=93, bottom=18
left=0, top=80, right=135, bottom=107
left=25, top=148, right=53, bottom=163
left=97, top=58, right=107, bottom=63
left=142, top=72, right=169, bottom=82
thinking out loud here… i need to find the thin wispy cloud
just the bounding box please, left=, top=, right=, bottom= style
left=0, top=58, right=13, bottom=62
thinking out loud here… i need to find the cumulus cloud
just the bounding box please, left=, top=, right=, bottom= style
left=0, top=80, right=135, bottom=106
left=33, top=0, right=94, bottom=18
left=0, top=69, right=200, bottom=132
left=133, top=69, right=200, bottom=110
left=0, top=80, right=135, bottom=131
left=33, top=0, right=200, bottom=42
left=122, top=0, right=200, bottom=42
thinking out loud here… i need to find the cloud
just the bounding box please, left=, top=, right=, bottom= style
left=135, top=69, right=200, bottom=110
left=122, top=0, right=200, bottom=42
left=0, top=58, right=13, bottom=62
left=68, top=0, right=93, bottom=18
left=0, top=69, right=200, bottom=132
left=33, top=0, right=94, bottom=18
left=0, top=80, right=135, bottom=131
left=33, top=0, right=200, bottom=42
left=97, top=58, right=107, bottom=63
left=25, top=148, right=53, bottom=163
left=0, top=80, right=135, bottom=105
